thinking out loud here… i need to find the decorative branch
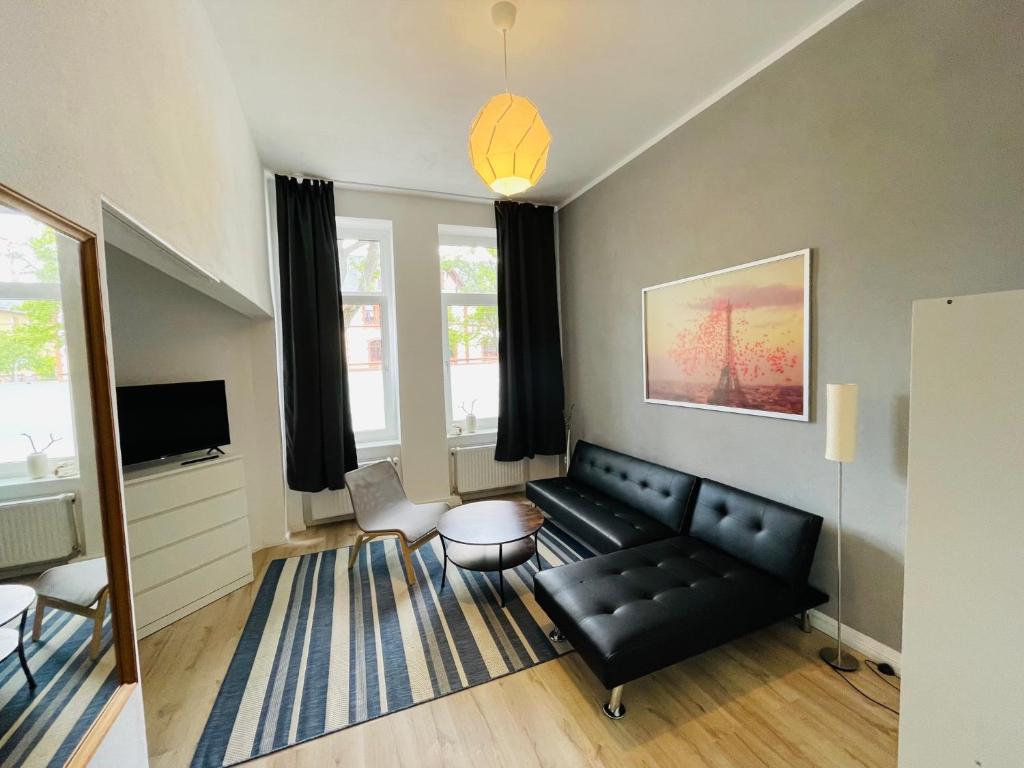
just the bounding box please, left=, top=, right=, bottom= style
left=21, top=433, right=37, bottom=453
left=20, top=432, right=62, bottom=454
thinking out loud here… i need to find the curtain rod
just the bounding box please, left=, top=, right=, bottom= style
left=264, top=169, right=558, bottom=210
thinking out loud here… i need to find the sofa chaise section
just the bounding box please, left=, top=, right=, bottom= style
left=534, top=467, right=827, bottom=719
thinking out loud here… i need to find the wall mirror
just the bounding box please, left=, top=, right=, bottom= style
left=0, top=184, right=137, bottom=767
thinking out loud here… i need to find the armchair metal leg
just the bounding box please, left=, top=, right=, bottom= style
left=602, top=685, right=626, bottom=719
left=799, top=610, right=812, bottom=633
left=548, top=627, right=566, bottom=644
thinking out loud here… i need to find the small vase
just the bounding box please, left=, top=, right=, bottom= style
left=465, top=414, right=477, bottom=434
left=26, top=452, right=48, bottom=479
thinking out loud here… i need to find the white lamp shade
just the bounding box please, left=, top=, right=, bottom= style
left=825, top=383, right=858, bottom=462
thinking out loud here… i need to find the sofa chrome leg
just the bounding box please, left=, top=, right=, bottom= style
left=799, top=610, right=812, bottom=633
left=548, top=627, right=566, bottom=644
left=602, top=685, right=626, bottom=719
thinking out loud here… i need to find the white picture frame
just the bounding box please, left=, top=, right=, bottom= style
left=642, top=248, right=811, bottom=421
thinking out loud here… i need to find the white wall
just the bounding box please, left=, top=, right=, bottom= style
left=0, top=1, right=271, bottom=312
left=1, top=1, right=282, bottom=761
left=104, top=245, right=286, bottom=550
left=899, top=289, right=1024, bottom=767
left=333, top=188, right=495, bottom=503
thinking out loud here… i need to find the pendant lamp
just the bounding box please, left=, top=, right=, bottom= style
left=468, top=2, right=551, bottom=196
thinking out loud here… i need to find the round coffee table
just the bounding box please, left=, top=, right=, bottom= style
left=436, top=500, right=544, bottom=607
left=0, top=584, right=37, bottom=690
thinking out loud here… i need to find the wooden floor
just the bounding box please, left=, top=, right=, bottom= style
left=140, top=520, right=900, bottom=767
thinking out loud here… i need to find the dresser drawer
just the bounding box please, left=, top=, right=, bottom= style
left=124, top=458, right=245, bottom=522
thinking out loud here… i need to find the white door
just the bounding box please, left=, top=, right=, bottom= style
left=900, top=289, right=1024, bottom=767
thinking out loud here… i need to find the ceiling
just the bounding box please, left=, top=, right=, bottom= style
left=203, top=0, right=856, bottom=205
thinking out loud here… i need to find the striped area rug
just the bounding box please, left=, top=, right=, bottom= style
left=192, top=525, right=593, bottom=767
left=0, top=605, right=116, bottom=767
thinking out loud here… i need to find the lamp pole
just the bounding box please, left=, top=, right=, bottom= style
left=820, top=383, right=860, bottom=672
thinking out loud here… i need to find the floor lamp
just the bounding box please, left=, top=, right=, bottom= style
left=820, top=383, right=860, bottom=671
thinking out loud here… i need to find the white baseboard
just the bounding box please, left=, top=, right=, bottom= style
left=808, top=609, right=902, bottom=673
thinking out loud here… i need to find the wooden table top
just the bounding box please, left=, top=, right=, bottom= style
left=437, top=500, right=544, bottom=546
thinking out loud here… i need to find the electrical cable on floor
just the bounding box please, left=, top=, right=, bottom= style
left=865, top=659, right=901, bottom=691
left=831, top=665, right=900, bottom=716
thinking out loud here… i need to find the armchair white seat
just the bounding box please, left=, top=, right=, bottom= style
left=32, top=556, right=108, bottom=659
left=345, top=461, right=448, bottom=585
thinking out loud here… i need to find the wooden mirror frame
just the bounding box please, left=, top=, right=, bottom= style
left=0, top=183, right=140, bottom=765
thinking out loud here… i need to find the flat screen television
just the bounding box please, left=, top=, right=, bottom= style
left=116, top=380, right=230, bottom=466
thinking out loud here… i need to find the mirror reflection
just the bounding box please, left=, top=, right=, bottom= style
left=0, top=202, right=117, bottom=767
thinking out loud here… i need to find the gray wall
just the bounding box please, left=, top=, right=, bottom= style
left=557, top=0, right=1024, bottom=650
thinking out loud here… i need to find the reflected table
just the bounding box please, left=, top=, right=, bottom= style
left=0, top=584, right=37, bottom=690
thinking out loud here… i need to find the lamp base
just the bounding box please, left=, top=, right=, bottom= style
left=820, top=646, right=860, bottom=672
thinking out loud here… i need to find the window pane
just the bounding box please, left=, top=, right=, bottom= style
left=343, top=303, right=386, bottom=434
left=447, top=304, right=499, bottom=422
left=440, top=244, right=497, bottom=294
left=339, top=238, right=382, bottom=293
left=0, top=207, right=59, bottom=283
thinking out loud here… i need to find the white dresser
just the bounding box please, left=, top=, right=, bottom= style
left=124, top=454, right=253, bottom=639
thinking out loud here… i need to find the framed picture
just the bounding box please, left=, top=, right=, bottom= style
left=642, top=249, right=810, bottom=420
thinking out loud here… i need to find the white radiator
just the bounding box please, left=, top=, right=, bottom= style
left=452, top=445, right=525, bottom=494
left=307, top=457, right=401, bottom=523
left=0, top=493, right=78, bottom=572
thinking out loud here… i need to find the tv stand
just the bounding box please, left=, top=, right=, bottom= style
left=181, top=446, right=225, bottom=466
left=123, top=454, right=253, bottom=639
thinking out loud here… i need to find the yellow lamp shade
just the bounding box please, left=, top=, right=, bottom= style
left=468, top=92, right=551, bottom=196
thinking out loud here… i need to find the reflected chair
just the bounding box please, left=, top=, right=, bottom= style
left=33, top=556, right=109, bottom=659
left=345, top=461, right=448, bottom=585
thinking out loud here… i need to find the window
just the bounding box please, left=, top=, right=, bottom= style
left=338, top=218, right=399, bottom=444
left=439, top=225, right=499, bottom=432
left=0, top=205, right=77, bottom=475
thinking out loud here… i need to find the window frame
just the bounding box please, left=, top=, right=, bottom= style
left=439, top=225, right=499, bottom=434
left=0, top=273, right=78, bottom=477
left=337, top=217, right=400, bottom=446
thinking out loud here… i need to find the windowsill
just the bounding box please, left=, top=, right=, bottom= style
left=356, top=438, right=401, bottom=451
left=447, top=428, right=499, bottom=444
left=0, top=472, right=80, bottom=501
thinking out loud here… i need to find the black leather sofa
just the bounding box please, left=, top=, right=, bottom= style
left=529, top=441, right=827, bottom=718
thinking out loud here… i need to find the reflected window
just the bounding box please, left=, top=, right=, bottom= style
left=0, top=207, right=77, bottom=474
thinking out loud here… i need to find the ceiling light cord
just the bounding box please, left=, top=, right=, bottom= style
left=503, top=28, right=509, bottom=93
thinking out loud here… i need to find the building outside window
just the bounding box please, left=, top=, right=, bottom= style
left=439, top=225, right=499, bottom=432
left=338, top=218, right=399, bottom=444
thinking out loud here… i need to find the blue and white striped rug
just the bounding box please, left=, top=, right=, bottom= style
left=0, top=604, right=116, bottom=767
left=192, top=524, right=593, bottom=767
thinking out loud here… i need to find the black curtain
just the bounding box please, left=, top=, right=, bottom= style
left=275, top=175, right=358, bottom=491
left=494, top=200, right=567, bottom=461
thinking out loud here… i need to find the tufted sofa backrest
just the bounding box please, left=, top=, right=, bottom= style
left=568, top=441, right=700, bottom=533
left=687, top=479, right=822, bottom=588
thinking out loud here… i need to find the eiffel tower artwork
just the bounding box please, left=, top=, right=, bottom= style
left=710, top=301, right=749, bottom=408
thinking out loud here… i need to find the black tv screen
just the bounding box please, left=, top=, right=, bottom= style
left=116, top=380, right=230, bottom=466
